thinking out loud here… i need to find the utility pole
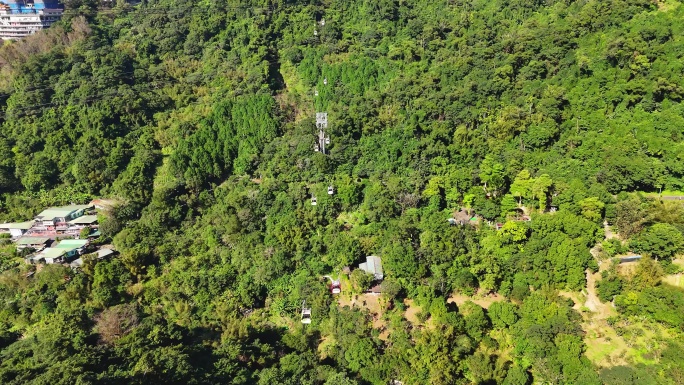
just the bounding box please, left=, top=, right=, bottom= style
left=315, top=112, right=330, bottom=154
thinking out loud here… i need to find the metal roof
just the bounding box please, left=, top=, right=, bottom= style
left=36, top=204, right=92, bottom=219
left=54, top=239, right=88, bottom=249
left=96, top=248, right=115, bottom=258
left=70, top=258, right=84, bottom=268
left=0, top=221, right=33, bottom=230
left=39, top=248, right=66, bottom=259
left=359, top=255, right=383, bottom=279
left=67, top=215, right=98, bottom=225
left=16, top=236, right=50, bottom=245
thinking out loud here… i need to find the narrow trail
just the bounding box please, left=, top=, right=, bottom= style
left=585, top=222, right=617, bottom=316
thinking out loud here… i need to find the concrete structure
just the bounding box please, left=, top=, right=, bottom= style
left=0, top=0, right=63, bottom=40
left=359, top=255, right=383, bottom=281
left=0, top=221, right=33, bottom=238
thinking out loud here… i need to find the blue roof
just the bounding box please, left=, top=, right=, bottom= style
left=2, top=0, right=62, bottom=12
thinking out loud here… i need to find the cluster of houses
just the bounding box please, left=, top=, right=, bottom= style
left=0, top=200, right=117, bottom=268
left=1, top=203, right=99, bottom=239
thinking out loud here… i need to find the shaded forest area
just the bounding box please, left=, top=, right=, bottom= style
left=0, top=0, right=684, bottom=384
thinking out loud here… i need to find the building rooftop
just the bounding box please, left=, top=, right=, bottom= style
left=16, top=236, right=50, bottom=245
left=70, top=258, right=83, bottom=268
left=96, top=248, right=115, bottom=259
left=67, top=215, right=98, bottom=225
left=0, top=221, right=33, bottom=230
left=359, top=255, right=383, bottom=280
left=620, top=255, right=642, bottom=263
left=89, top=198, right=118, bottom=209
left=35, top=204, right=93, bottom=220
left=39, top=248, right=66, bottom=260
left=54, top=239, right=88, bottom=249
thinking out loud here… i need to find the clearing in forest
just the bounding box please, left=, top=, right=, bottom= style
left=337, top=293, right=389, bottom=340
left=662, top=258, right=684, bottom=288
left=447, top=291, right=505, bottom=309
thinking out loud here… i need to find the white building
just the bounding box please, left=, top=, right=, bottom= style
left=0, top=0, right=63, bottom=40
left=0, top=221, right=33, bottom=238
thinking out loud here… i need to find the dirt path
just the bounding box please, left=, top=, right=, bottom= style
left=603, top=221, right=618, bottom=240
left=584, top=269, right=611, bottom=314
left=581, top=223, right=630, bottom=367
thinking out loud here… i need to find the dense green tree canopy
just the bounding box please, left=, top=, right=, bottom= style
left=0, top=0, right=683, bottom=384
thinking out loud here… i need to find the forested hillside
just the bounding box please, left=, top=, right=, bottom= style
left=0, top=0, right=683, bottom=384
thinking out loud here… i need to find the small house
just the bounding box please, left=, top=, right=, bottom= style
left=38, top=248, right=67, bottom=264
left=0, top=221, right=33, bottom=238
left=66, top=215, right=99, bottom=235
left=54, top=239, right=88, bottom=258
left=68, top=215, right=98, bottom=228
left=359, top=255, right=383, bottom=281
left=16, top=236, right=50, bottom=251
left=36, top=239, right=88, bottom=264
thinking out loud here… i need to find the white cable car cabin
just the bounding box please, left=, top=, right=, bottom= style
left=301, top=301, right=312, bottom=324
left=314, top=143, right=320, bottom=152
left=311, top=195, right=317, bottom=205
left=325, top=136, right=330, bottom=145
left=328, top=186, right=334, bottom=195
left=314, top=28, right=318, bottom=36
left=323, top=77, right=328, bottom=85
left=320, top=18, right=325, bottom=26
left=314, top=89, right=319, bottom=96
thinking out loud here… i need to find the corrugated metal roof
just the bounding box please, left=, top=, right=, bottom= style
left=359, top=255, right=383, bottom=279
left=96, top=248, right=114, bottom=258
left=67, top=215, right=98, bottom=224
left=16, top=237, right=50, bottom=245
left=54, top=239, right=88, bottom=249
left=0, top=221, right=33, bottom=230
left=39, top=248, right=66, bottom=259
left=36, top=204, right=92, bottom=219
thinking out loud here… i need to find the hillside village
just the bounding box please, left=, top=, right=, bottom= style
left=0, top=199, right=117, bottom=268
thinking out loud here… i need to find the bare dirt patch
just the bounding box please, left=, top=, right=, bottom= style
left=447, top=291, right=505, bottom=309
left=403, top=299, right=422, bottom=325
left=337, top=293, right=388, bottom=340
